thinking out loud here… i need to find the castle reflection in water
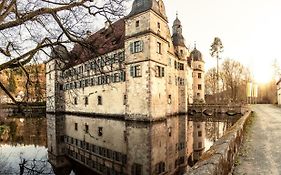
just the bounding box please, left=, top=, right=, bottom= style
left=47, top=114, right=238, bottom=175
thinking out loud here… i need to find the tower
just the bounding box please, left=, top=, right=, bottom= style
left=171, top=14, right=189, bottom=113
left=125, top=0, right=171, bottom=119
left=191, top=45, right=205, bottom=103
left=172, top=13, right=189, bottom=60
left=190, top=44, right=206, bottom=162
left=46, top=46, right=69, bottom=172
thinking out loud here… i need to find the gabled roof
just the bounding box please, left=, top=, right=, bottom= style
left=66, top=18, right=125, bottom=68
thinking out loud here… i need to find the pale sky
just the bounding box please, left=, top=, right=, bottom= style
left=163, top=0, right=281, bottom=83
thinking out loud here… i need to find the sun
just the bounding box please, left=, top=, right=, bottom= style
left=253, top=66, right=274, bottom=84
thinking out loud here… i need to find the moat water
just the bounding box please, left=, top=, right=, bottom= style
left=0, top=114, right=240, bottom=175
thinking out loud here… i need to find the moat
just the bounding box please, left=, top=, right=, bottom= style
left=0, top=113, right=241, bottom=175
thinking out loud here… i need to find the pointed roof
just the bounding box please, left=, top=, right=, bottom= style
left=128, top=0, right=167, bottom=20
left=172, top=14, right=185, bottom=47
left=190, top=44, right=203, bottom=61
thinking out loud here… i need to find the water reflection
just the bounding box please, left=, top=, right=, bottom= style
left=0, top=116, right=54, bottom=174
left=0, top=114, right=239, bottom=174
left=47, top=114, right=239, bottom=174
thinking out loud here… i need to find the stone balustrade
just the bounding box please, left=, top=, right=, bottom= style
left=186, top=110, right=252, bottom=175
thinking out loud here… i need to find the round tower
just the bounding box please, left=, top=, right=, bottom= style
left=172, top=14, right=189, bottom=60
left=191, top=44, right=205, bottom=103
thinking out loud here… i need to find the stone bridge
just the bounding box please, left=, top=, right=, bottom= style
left=188, top=104, right=248, bottom=116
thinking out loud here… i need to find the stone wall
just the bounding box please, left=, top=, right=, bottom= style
left=186, top=110, right=252, bottom=175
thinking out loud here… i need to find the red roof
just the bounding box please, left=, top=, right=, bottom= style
left=67, top=18, right=125, bottom=68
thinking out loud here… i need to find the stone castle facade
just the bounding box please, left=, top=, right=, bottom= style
left=45, top=0, right=206, bottom=174
left=46, top=0, right=205, bottom=119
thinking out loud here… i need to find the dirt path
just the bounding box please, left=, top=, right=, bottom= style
left=233, top=104, right=281, bottom=175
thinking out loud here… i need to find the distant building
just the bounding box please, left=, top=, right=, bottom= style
left=277, top=79, right=281, bottom=105
left=45, top=0, right=206, bottom=174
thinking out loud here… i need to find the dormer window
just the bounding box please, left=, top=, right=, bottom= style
left=157, top=22, right=161, bottom=29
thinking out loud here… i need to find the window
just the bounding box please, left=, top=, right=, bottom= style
left=74, top=97, right=78, bottom=105
left=198, top=73, right=202, bottom=79
left=157, top=22, right=161, bottom=29
left=168, top=95, right=171, bottom=104
left=123, top=95, right=127, bottom=105
left=98, top=127, right=103, bottom=136
left=120, top=71, right=126, bottom=81
left=198, top=142, right=202, bottom=148
left=85, top=124, right=89, bottom=133
left=75, top=123, right=78, bottom=131
left=198, top=84, right=202, bottom=90
left=179, top=63, right=184, bottom=70
left=198, top=131, right=202, bottom=137
left=197, top=93, right=200, bottom=97
left=130, top=65, right=142, bottom=77
left=136, top=20, right=140, bottom=27
left=168, top=58, right=172, bottom=66
left=85, top=79, right=89, bottom=87
left=157, top=42, right=161, bottom=54
left=198, top=65, right=202, bottom=69
left=132, top=163, right=142, bottom=175
left=168, top=76, right=172, bottom=84
left=85, top=96, right=88, bottom=105
left=98, top=96, right=102, bottom=105
left=156, top=161, right=165, bottom=174
left=180, top=49, right=183, bottom=56
left=168, top=127, right=172, bottom=136
left=49, top=74, right=51, bottom=80
left=130, top=41, right=143, bottom=53
left=155, top=66, right=165, bottom=77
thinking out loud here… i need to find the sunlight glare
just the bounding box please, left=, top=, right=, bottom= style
left=253, top=65, right=274, bottom=84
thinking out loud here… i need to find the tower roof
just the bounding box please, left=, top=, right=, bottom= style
left=128, top=0, right=167, bottom=20
left=190, top=46, right=203, bottom=61
left=172, top=14, right=185, bottom=47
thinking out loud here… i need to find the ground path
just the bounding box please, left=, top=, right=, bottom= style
left=233, top=104, right=281, bottom=175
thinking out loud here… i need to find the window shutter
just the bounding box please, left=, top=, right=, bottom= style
left=161, top=67, right=165, bottom=77
left=130, top=43, right=134, bottom=53
left=140, top=40, right=144, bottom=52
left=130, top=66, right=135, bottom=77
left=120, top=71, right=126, bottom=81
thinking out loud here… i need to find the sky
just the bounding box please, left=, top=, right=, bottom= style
left=163, top=0, right=281, bottom=83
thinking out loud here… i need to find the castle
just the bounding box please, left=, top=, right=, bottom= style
left=45, top=0, right=206, bottom=174
left=46, top=0, right=205, bottom=119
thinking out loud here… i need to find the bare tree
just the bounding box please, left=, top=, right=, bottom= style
left=220, top=59, right=250, bottom=102
left=205, top=68, right=216, bottom=95
left=0, top=0, right=127, bottom=104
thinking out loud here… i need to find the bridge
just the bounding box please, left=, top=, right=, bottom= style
left=188, top=104, right=249, bottom=116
